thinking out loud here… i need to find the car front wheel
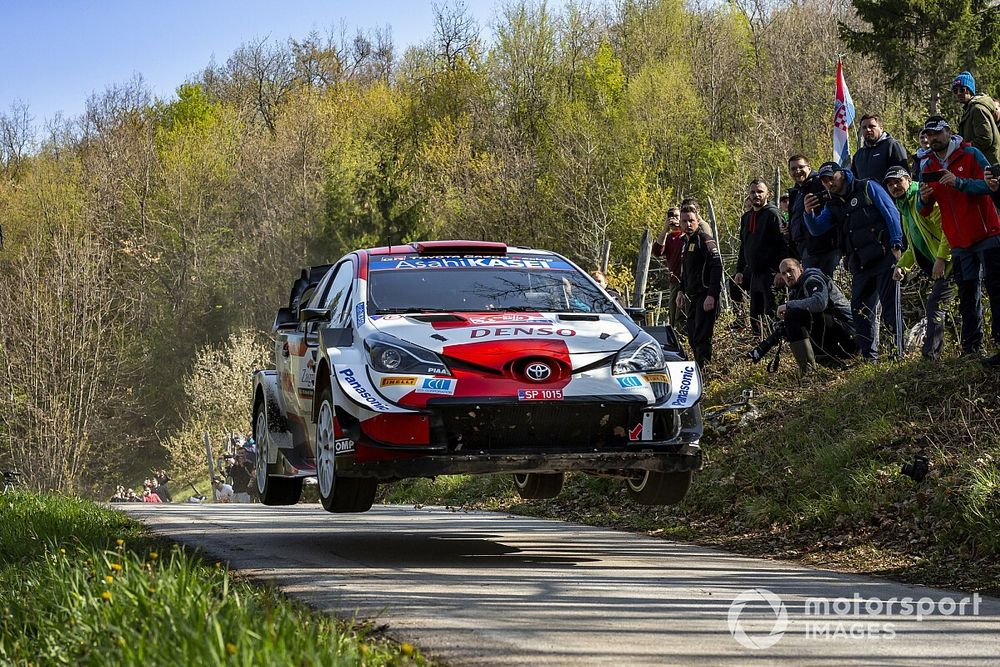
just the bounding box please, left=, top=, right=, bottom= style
left=512, top=472, right=564, bottom=500
left=316, top=388, right=376, bottom=513
left=625, top=470, right=692, bottom=506
left=253, top=400, right=303, bottom=506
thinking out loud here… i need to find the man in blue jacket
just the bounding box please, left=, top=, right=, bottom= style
left=803, top=161, right=904, bottom=362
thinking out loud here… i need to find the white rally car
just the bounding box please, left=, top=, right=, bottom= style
left=252, top=241, right=704, bottom=512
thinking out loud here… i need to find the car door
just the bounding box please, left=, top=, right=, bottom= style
left=276, top=270, right=332, bottom=419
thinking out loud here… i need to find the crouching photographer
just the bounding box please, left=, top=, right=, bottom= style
left=748, top=258, right=859, bottom=375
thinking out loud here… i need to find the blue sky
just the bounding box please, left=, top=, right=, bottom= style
left=0, top=0, right=498, bottom=125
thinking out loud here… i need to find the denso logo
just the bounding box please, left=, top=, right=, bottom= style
left=469, top=326, right=576, bottom=338
left=671, top=365, right=697, bottom=406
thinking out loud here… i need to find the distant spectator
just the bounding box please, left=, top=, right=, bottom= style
left=229, top=453, right=253, bottom=503
left=883, top=166, right=953, bottom=360
left=787, top=155, right=841, bottom=276
left=734, top=179, right=788, bottom=337
left=675, top=205, right=723, bottom=367
left=652, top=206, right=686, bottom=325
left=952, top=71, right=1000, bottom=165
left=153, top=470, right=172, bottom=503
left=911, top=130, right=932, bottom=180
left=212, top=477, right=234, bottom=503
left=851, top=113, right=909, bottom=182
left=590, top=269, right=623, bottom=305
left=142, top=488, right=162, bottom=503
left=918, top=116, right=1000, bottom=366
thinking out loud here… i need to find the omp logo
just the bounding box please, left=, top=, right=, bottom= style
left=415, top=378, right=456, bottom=395
left=671, top=366, right=697, bottom=406
left=728, top=588, right=789, bottom=649
left=337, top=368, right=391, bottom=411
left=470, top=327, right=576, bottom=338
left=616, top=376, right=643, bottom=389
left=334, top=438, right=355, bottom=454
left=380, top=376, right=417, bottom=387
left=524, top=362, right=552, bottom=382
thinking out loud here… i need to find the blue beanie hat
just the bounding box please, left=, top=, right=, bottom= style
left=951, top=71, right=976, bottom=95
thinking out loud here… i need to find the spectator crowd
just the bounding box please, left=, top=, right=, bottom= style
left=652, top=70, right=1000, bottom=376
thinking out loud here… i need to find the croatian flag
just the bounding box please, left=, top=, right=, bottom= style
left=833, top=60, right=856, bottom=167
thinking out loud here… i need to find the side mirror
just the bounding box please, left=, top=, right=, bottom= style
left=299, top=307, right=331, bottom=323
left=625, top=306, right=647, bottom=326
left=273, top=307, right=297, bottom=331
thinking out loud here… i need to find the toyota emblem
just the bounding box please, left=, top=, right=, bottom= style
left=525, top=362, right=552, bottom=382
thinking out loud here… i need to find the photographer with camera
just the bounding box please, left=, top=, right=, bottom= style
left=787, top=155, right=842, bottom=276
left=803, top=161, right=904, bottom=362
left=883, top=166, right=954, bottom=360
left=748, top=258, right=857, bottom=375
left=918, top=116, right=1000, bottom=367
left=674, top=204, right=723, bottom=368
left=734, top=179, right=788, bottom=338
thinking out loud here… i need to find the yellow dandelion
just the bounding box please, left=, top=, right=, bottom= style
left=116, top=539, right=124, bottom=546
left=59, top=548, right=66, bottom=555
left=117, top=637, right=126, bottom=648
left=149, top=552, right=158, bottom=560
left=214, top=562, right=222, bottom=569
left=110, top=563, right=122, bottom=572
left=360, top=645, right=370, bottom=656
left=225, top=643, right=238, bottom=655
left=105, top=575, right=114, bottom=584
left=401, top=642, right=414, bottom=655
left=100, top=591, right=112, bottom=602
left=148, top=587, right=156, bottom=594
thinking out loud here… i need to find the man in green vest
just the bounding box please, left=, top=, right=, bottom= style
left=883, top=166, right=954, bottom=359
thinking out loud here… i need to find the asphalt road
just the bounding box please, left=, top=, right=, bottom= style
left=119, top=503, right=1000, bottom=665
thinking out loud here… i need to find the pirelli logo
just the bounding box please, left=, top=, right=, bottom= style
left=380, top=376, right=417, bottom=387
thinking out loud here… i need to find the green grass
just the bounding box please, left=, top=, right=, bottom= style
left=0, top=492, right=429, bottom=666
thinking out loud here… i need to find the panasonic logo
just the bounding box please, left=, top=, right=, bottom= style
left=338, top=368, right=391, bottom=411
left=671, top=365, right=697, bottom=406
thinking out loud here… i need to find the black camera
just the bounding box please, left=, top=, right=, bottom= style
left=901, top=454, right=929, bottom=483
left=801, top=173, right=832, bottom=204
left=747, top=322, right=786, bottom=363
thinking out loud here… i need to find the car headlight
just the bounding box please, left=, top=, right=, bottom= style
left=365, top=333, right=451, bottom=375
left=612, top=332, right=666, bottom=374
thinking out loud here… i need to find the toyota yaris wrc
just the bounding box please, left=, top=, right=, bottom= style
left=252, top=240, right=704, bottom=512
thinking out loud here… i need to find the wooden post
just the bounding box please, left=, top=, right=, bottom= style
left=632, top=229, right=652, bottom=309
left=773, top=166, right=781, bottom=204
left=600, top=239, right=611, bottom=273
left=203, top=431, right=215, bottom=501
left=706, top=197, right=730, bottom=313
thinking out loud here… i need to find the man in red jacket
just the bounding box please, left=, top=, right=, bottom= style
left=918, top=116, right=1000, bottom=366
left=652, top=206, right=687, bottom=326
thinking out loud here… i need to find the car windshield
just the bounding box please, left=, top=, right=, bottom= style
left=366, top=254, right=619, bottom=314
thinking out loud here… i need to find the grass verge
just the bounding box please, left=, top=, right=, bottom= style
left=381, top=329, right=1000, bottom=596
left=0, top=492, right=429, bottom=666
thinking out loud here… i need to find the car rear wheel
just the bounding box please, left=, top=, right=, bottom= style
left=625, top=470, right=692, bottom=506
left=253, top=401, right=303, bottom=506
left=512, top=472, right=564, bottom=500
left=316, top=388, right=376, bottom=513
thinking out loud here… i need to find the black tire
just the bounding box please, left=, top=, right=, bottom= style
left=253, top=399, right=303, bottom=506
left=513, top=472, right=564, bottom=500
left=625, top=470, right=692, bottom=506
left=316, top=388, right=376, bottom=513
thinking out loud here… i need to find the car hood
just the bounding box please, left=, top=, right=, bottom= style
left=367, top=311, right=635, bottom=358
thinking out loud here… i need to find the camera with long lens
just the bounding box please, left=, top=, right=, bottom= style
left=747, top=322, right=786, bottom=363
left=901, top=454, right=929, bottom=482
left=801, top=173, right=832, bottom=204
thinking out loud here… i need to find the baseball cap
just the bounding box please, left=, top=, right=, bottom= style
left=922, top=116, right=950, bottom=133
left=815, top=161, right=843, bottom=178
left=883, top=166, right=910, bottom=183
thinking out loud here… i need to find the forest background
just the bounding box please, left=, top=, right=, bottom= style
left=1, top=0, right=998, bottom=494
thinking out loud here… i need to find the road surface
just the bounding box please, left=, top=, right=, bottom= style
left=119, top=503, right=1000, bottom=665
